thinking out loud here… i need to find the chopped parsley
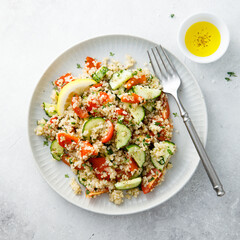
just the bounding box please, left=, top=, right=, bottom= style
left=43, top=140, right=48, bottom=146
left=86, top=189, right=90, bottom=195
left=137, top=68, right=142, bottom=72
left=170, top=14, right=175, bottom=18
left=155, top=122, right=161, bottom=126
left=71, top=122, right=76, bottom=125
left=225, top=77, right=231, bottom=82
left=146, top=134, right=151, bottom=138
left=173, top=112, right=178, bottom=117
left=82, top=178, right=86, bottom=181
left=76, top=63, right=81, bottom=69
left=227, top=72, right=237, bottom=77
left=65, top=174, right=69, bottom=178
left=132, top=71, right=138, bottom=76
left=167, top=149, right=173, bottom=155
left=109, top=52, right=115, bottom=57
left=107, top=148, right=113, bottom=155
left=148, top=177, right=155, bottom=182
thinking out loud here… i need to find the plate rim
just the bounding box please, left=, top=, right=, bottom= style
left=28, top=34, right=208, bottom=215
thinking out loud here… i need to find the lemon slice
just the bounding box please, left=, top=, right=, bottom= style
left=57, top=79, right=97, bottom=115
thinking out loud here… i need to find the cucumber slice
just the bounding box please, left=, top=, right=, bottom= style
left=82, top=117, right=106, bottom=139
left=133, top=86, right=161, bottom=100
left=50, top=140, right=64, bottom=161
left=115, top=123, right=131, bottom=149
left=126, top=144, right=145, bottom=167
left=143, top=102, right=155, bottom=112
left=92, top=66, right=108, bottom=82
left=110, top=70, right=133, bottom=90
left=151, top=141, right=176, bottom=171
left=128, top=105, right=145, bottom=124
left=43, top=102, right=57, bottom=117
left=115, top=177, right=142, bottom=190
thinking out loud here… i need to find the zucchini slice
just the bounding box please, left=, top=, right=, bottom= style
left=110, top=70, right=133, bottom=90
left=82, top=117, right=106, bottom=140
left=115, top=123, right=132, bottom=149
left=151, top=141, right=176, bottom=171
left=92, top=66, right=108, bottom=82
left=133, top=86, right=161, bottom=100
left=43, top=102, right=57, bottom=117
left=50, top=140, right=64, bottom=161
left=115, top=177, right=142, bottom=190
left=126, top=144, right=145, bottom=167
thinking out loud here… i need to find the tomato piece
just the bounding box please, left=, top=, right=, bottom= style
left=86, top=92, right=111, bottom=112
left=121, top=93, right=144, bottom=104
left=128, top=157, right=139, bottom=172
left=49, top=116, right=58, bottom=124
left=115, top=108, right=128, bottom=116
left=162, top=96, right=170, bottom=119
left=57, top=133, right=79, bottom=148
left=54, top=73, right=74, bottom=88
left=89, top=157, right=110, bottom=180
left=125, top=75, right=146, bottom=90
left=141, top=169, right=162, bottom=194
left=80, top=141, right=97, bottom=159
left=85, top=189, right=108, bottom=198
left=85, top=57, right=101, bottom=72
left=91, top=83, right=103, bottom=88
left=61, top=154, right=70, bottom=166
left=101, top=120, right=114, bottom=143
left=71, top=95, right=89, bottom=118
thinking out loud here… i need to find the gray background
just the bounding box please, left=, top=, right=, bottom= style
left=1, top=0, right=239, bottom=239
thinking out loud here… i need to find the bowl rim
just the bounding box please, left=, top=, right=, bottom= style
left=177, top=12, right=230, bottom=63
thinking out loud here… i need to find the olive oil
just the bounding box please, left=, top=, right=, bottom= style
left=185, top=21, right=221, bottom=57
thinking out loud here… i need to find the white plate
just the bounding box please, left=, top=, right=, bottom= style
left=28, top=35, right=208, bottom=215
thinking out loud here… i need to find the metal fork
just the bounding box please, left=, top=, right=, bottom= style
left=147, top=45, right=225, bottom=197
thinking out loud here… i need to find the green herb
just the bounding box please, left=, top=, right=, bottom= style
left=77, top=63, right=81, bottom=69
left=110, top=52, right=115, bottom=57
left=56, top=91, right=59, bottom=96
left=149, top=75, right=153, bottom=80
left=43, top=140, right=48, bottom=146
left=69, top=158, right=73, bottom=164
left=82, top=178, right=86, bottom=181
left=71, top=122, right=76, bottom=125
left=107, top=148, right=113, bottom=155
left=227, top=72, right=237, bottom=77
left=102, top=105, right=106, bottom=109
left=160, top=126, right=165, bottom=129
left=65, top=174, right=69, bottom=178
left=159, top=158, right=165, bottom=165
left=86, top=189, right=90, bottom=195
left=225, top=77, right=231, bottom=82
left=82, top=163, right=86, bottom=167
left=90, top=166, right=93, bottom=171
left=155, top=122, right=161, bottom=126
left=157, top=133, right=161, bottom=137
left=136, top=138, right=140, bottom=141
left=170, top=14, right=175, bottom=18
left=137, top=68, right=142, bottom=72
left=167, top=149, right=173, bottom=155
left=93, top=110, right=97, bottom=113
left=132, top=71, right=138, bottom=76
left=146, top=134, right=151, bottom=138
left=148, top=177, right=155, bottom=182
left=173, top=112, right=178, bottom=117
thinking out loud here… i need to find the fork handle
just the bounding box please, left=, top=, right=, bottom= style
left=182, top=111, right=225, bottom=196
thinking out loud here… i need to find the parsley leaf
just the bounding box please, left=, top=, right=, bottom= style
left=86, top=189, right=90, bottom=195
left=43, top=140, right=48, bottom=146
left=65, top=174, right=69, bottom=178
left=170, top=14, right=175, bottom=18
left=110, top=52, right=115, bottom=56
left=227, top=72, right=237, bottom=77
left=173, top=112, right=178, bottom=117
left=225, top=77, right=231, bottom=82
left=155, top=122, right=161, bottom=126
left=76, top=63, right=81, bottom=69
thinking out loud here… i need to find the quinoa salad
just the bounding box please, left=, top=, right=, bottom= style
left=35, top=55, right=176, bottom=205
